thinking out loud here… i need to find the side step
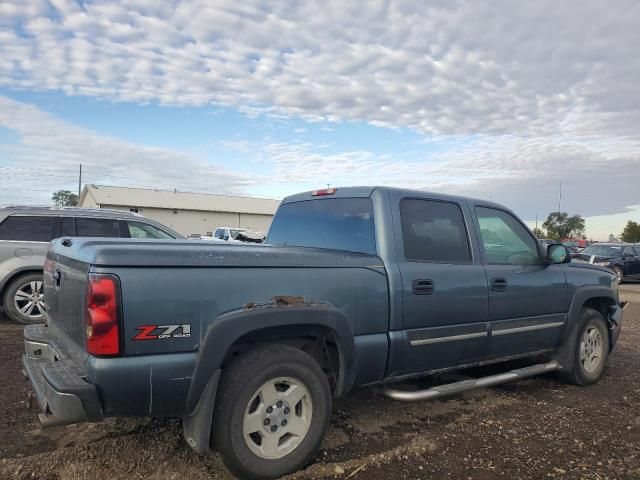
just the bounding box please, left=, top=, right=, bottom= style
left=380, top=361, right=560, bottom=402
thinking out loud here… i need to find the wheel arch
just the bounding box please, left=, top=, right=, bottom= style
left=182, top=304, right=354, bottom=455
left=0, top=267, right=44, bottom=304
left=186, top=305, right=355, bottom=415
left=554, top=287, right=618, bottom=371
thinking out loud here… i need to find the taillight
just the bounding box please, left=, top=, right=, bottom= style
left=312, top=187, right=337, bottom=196
left=85, top=274, right=120, bottom=356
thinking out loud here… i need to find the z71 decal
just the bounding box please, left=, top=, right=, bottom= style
left=133, top=324, right=191, bottom=340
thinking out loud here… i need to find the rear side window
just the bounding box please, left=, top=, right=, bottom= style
left=60, top=217, right=75, bottom=236
left=267, top=198, right=376, bottom=255
left=400, top=199, right=471, bottom=263
left=0, top=215, right=53, bottom=242
left=75, top=218, right=120, bottom=237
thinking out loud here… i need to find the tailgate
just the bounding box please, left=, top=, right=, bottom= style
left=44, top=250, right=90, bottom=348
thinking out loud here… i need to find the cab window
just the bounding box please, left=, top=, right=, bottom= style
left=476, top=207, right=540, bottom=265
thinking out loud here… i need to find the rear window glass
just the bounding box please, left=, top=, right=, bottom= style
left=76, top=218, right=120, bottom=237
left=0, top=215, right=53, bottom=242
left=267, top=198, right=376, bottom=255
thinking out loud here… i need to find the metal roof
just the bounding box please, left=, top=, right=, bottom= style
left=81, top=185, right=281, bottom=215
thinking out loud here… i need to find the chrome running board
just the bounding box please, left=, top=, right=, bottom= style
left=380, top=361, right=560, bottom=402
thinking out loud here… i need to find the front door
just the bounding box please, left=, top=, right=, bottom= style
left=392, top=194, right=489, bottom=375
left=473, top=205, right=568, bottom=359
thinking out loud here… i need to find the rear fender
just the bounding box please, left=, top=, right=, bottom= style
left=185, top=304, right=355, bottom=415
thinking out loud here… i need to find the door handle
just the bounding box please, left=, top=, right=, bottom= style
left=491, top=277, right=508, bottom=292
left=412, top=279, right=434, bottom=295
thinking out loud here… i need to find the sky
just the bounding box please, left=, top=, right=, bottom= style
left=0, top=1, right=639, bottom=240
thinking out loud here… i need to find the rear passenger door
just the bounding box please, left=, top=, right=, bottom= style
left=391, top=193, right=489, bottom=375
left=473, top=205, right=568, bottom=359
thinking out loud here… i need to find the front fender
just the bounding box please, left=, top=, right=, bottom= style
left=185, top=304, right=355, bottom=415
left=554, top=285, right=618, bottom=371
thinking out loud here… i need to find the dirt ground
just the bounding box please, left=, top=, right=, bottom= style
left=1, top=285, right=639, bottom=480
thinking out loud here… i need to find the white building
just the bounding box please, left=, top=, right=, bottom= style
left=79, top=185, right=280, bottom=236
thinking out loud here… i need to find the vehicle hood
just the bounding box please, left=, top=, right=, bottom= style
left=568, top=261, right=614, bottom=275
left=572, top=253, right=616, bottom=263
left=47, top=237, right=381, bottom=269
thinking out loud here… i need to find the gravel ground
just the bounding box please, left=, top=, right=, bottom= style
left=1, top=284, right=639, bottom=479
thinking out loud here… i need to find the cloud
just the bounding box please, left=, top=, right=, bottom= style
left=0, top=95, right=258, bottom=203
left=0, top=0, right=639, bottom=232
left=221, top=134, right=640, bottom=220
left=0, top=0, right=639, bottom=138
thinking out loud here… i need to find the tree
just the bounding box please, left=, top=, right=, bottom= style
left=542, top=212, right=585, bottom=241
left=620, top=220, right=640, bottom=243
left=532, top=227, right=546, bottom=239
left=52, top=190, right=78, bottom=207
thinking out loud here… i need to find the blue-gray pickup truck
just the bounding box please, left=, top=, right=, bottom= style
left=23, top=187, right=624, bottom=479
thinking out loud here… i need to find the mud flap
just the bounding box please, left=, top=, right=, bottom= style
left=182, top=369, right=220, bottom=455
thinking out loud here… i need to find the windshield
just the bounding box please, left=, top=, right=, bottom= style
left=267, top=198, right=376, bottom=255
left=580, top=245, right=623, bottom=257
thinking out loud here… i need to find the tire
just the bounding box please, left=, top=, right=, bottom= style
left=2, top=272, right=46, bottom=324
left=212, top=344, right=331, bottom=480
left=612, top=266, right=624, bottom=283
left=559, top=308, right=609, bottom=385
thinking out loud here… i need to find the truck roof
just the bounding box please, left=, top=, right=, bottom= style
left=281, top=186, right=506, bottom=210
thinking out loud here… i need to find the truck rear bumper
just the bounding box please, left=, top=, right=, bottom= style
left=23, top=324, right=103, bottom=427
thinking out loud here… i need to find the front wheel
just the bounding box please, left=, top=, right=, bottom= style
left=559, top=307, right=609, bottom=385
left=213, top=345, right=331, bottom=479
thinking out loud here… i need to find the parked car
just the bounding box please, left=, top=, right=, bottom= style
left=0, top=206, right=181, bottom=324
left=572, top=243, right=640, bottom=282
left=24, top=187, right=623, bottom=479
left=562, top=238, right=589, bottom=253
left=212, top=226, right=248, bottom=243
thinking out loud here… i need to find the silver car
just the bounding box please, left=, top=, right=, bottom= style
left=0, top=206, right=181, bottom=324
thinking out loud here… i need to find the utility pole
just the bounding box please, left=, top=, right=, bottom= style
left=558, top=181, right=562, bottom=213
left=78, top=164, right=82, bottom=198
left=535, top=214, right=538, bottom=232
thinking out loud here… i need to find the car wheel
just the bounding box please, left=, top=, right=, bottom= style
left=212, top=344, right=331, bottom=480
left=2, top=273, right=46, bottom=324
left=559, top=307, right=609, bottom=386
left=612, top=266, right=624, bottom=283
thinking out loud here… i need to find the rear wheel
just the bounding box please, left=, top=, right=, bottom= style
left=213, top=345, right=331, bottom=479
left=559, top=307, right=609, bottom=385
left=2, top=273, right=46, bottom=324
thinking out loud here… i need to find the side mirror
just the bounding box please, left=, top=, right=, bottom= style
left=547, top=244, right=571, bottom=264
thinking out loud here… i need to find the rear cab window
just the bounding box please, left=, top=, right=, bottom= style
left=399, top=199, right=472, bottom=263
left=267, top=198, right=376, bottom=255
left=0, top=215, right=54, bottom=242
